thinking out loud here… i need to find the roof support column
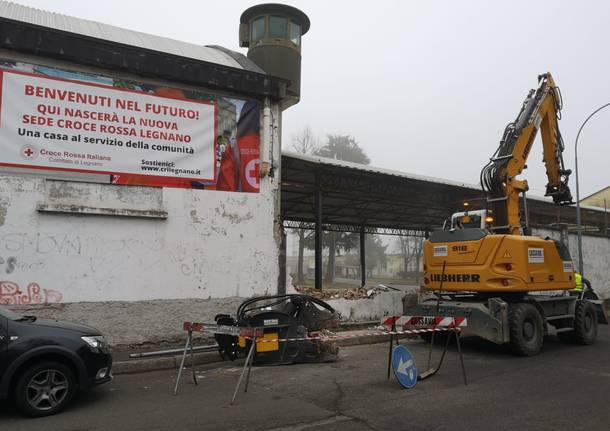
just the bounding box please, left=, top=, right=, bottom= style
left=360, top=227, right=366, bottom=288
left=315, top=174, right=323, bottom=290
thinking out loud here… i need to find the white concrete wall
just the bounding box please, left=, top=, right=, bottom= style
left=0, top=176, right=279, bottom=304
left=534, top=228, right=610, bottom=299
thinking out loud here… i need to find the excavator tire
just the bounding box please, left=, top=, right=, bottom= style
left=508, top=303, right=544, bottom=356
left=573, top=300, right=597, bottom=345
left=557, top=300, right=597, bottom=345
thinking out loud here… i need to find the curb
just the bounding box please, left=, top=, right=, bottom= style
left=113, top=349, right=223, bottom=375
left=112, top=329, right=396, bottom=375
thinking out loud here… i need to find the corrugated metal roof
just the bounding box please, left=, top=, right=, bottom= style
left=282, top=150, right=480, bottom=190
left=281, top=151, right=607, bottom=213
left=281, top=151, right=609, bottom=233
left=0, top=1, right=245, bottom=69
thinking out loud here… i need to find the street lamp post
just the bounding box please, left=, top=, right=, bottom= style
left=574, top=102, right=610, bottom=276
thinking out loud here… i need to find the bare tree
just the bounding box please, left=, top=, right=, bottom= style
left=396, top=236, right=424, bottom=283
left=291, top=126, right=319, bottom=154
left=365, top=235, right=388, bottom=279
left=291, top=127, right=319, bottom=284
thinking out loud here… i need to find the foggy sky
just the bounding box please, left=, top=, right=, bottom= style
left=14, top=0, right=610, bottom=198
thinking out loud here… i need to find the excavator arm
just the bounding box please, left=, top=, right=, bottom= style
left=481, top=73, right=573, bottom=235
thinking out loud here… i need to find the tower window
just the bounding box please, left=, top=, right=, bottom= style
left=290, top=22, right=301, bottom=46
left=251, top=17, right=265, bottom=42
left=269, top=16, right=288, bottom=38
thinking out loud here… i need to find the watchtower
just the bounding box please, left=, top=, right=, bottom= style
left=240, top=3, right=310, bottom=109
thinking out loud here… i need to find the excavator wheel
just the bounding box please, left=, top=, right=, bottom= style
left=570, top=300, right=597, bottom=345
left=508, top=303, right=544, bottom=356
left=582, top=289, right=599, bottom=301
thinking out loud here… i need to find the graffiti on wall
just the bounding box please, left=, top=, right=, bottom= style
left=0, top=281, right=63, bottom=305
left=0, top=256, right=17, bottom=273
left=1, top=233, right=82, bottom=256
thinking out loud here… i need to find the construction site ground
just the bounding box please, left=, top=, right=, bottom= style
left=2, top=325, right=609, bottom=431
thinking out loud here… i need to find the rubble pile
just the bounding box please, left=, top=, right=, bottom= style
left=294, top=284, right=398, bottom=300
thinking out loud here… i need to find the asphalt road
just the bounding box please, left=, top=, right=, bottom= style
left=2, top=326, right=610, bottom=431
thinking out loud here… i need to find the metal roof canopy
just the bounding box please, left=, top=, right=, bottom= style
left=283, top=152, right=481, bottom=235
left=281, top=152, right=609, bottom=290
left=282, top=151, right=608, bottom=233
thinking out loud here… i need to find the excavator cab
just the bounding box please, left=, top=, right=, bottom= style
left=450, top=209, right=493, bottom=230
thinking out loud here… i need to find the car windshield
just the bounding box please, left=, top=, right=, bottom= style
left=0, top=305, right=24, bottom=320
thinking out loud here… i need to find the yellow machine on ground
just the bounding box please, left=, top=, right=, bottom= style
left=408, top=73, right=608, bottom=355
left=424, top=73, right=574, bottom=293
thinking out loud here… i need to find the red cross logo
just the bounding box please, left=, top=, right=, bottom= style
left=21, top=146, right=37, bottom=159
left=244, top=159, right=260, bottom=190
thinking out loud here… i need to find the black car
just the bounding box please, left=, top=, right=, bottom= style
left=0, top=305, right=112, bottom=417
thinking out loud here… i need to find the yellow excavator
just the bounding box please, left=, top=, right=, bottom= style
left=410, top=73, right=608, bottom=355
left=424, top=73, right=574, bottom=293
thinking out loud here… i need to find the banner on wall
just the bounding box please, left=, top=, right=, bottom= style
left=0, top=61, right=261, bottom=192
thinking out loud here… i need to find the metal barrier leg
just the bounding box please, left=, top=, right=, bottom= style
left=387, top=333, right=394, bottom=379
left=173, top=330, right=192, bottom=395
left=426, top=329, right=435, bottom=370
left=190, top=333, right=198, bottom=386
left=387, top=321, right=397, bottom=379
left=419, top=329, right=451, bottom=381
left=244, top=344, right=255, bottom=393
left=231, top=339, right=256, bottom=405
left=454, top=329, right=468, bottom=386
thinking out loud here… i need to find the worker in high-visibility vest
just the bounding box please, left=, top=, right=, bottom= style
left=571, top=272, right=592, bottom=296
left=573, top=272, right=583, bottom=293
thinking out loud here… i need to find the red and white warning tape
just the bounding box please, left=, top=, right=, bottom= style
left=183, top=322, right=264, bottom=338
left=253, top=327, right=460, bottom=344
left=182, top=321, right=459, bottom=344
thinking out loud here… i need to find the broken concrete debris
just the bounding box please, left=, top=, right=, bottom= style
left=293, top=284, right=397, bottom=300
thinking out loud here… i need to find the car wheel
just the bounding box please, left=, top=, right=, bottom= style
left=509, top=303, right=544, bottom=356
left=14, top=361, right=77, bottom=417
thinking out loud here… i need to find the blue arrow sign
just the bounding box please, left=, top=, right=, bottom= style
left=392, top=345, right=418, bottom=389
